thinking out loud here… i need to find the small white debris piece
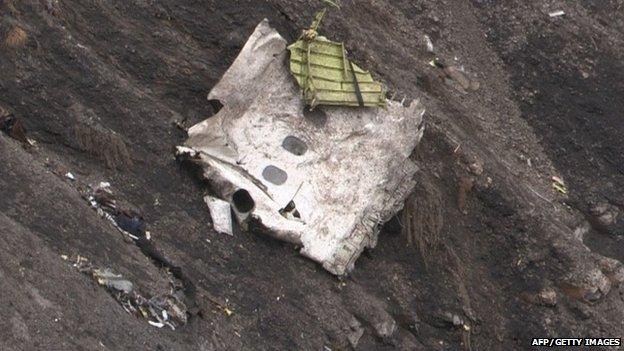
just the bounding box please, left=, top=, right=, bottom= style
left=65, top=172, right=75, bottom=180
left=549, top=10, right=565, bottom=17
left=204, top=196, right=234, bottom=236
left=148, top=321, right=165, bottom=328
left=424, top=34, right=434, bottom=52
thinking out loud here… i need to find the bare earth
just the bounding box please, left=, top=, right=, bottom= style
left=1, top=1, right=623, bottom=350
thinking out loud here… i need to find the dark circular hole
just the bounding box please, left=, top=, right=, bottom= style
left=262, top=165, right=288, bottom=185
left=232, top=189, right=255, bottom=213
left=282, top=135, right=308, bottom=156
left=303, top=107, right=327, bottom=127
left=208, top=99, right=223, bottom=115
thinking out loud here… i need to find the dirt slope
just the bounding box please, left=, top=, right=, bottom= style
left=1, top=0, right=623, bottom=350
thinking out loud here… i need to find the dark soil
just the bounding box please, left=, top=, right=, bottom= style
left=1, top=1, right=623, bottom=350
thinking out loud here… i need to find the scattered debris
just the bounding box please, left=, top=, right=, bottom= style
left=172, top=120, right=189, bottom=132
left=83, top=182, right=200, bottom=319
left=65, top=255, right=188, bottom=330
left=86, top=182, right=147, bottom=241
left=288, top=8, right=386, bottom=107
left=115, top=209, right=147, bottom=239
left=177, top=20, right=425, bottom=275
left=549, top=10, right=565, bottom=18
left=551, top=176, right=567, bottom=194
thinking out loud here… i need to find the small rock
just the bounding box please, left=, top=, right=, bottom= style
left=345, top=317, right=364, bottom=348
left=598, top=257, right=620, bottom=273
left=560, top=268, right=612, bottom=303
left=584, top=289, right=602, bottom=302
left=611, top=266, right=624, bottom=285
left=572, top=222, right=591, bottom=242
left=444, top=66, right=472, bottom=90
left=439, top=312, right=464, bottom=329
left=538, top=288, right=557, bottom=307
left=598, top=257, right=624, bottom=285
left=469, top=160, right=484, bottom=175
left=373, top=319, right=397, bottom=339
left=591, top=203, right=620, bottom=227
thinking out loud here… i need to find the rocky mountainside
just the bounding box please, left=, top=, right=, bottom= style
left=1, top=0, right=623, bottom=350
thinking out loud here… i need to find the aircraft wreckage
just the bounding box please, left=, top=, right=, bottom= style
left=177, top=10, right=425, bottom=275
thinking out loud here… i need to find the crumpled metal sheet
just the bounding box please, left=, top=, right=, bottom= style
left=177, top=20, right=425, bottom=275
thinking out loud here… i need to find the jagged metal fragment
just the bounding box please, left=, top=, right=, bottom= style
left=204, top=195, right=233, bottom=236
left=177, top=20, right=425, bottom=275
